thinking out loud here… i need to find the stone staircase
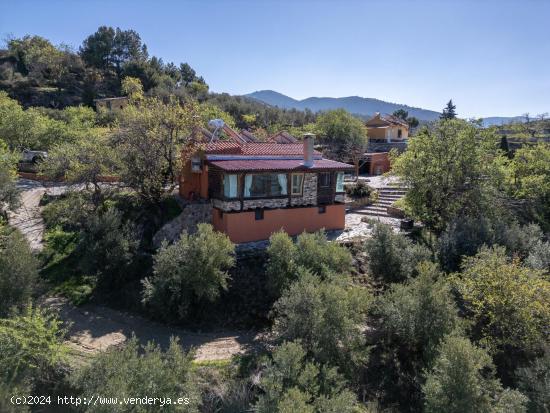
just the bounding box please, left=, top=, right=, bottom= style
left=353, top=185, right=407, bottom=218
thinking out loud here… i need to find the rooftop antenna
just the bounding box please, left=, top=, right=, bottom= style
left=208, top=119, right=225, bottom=142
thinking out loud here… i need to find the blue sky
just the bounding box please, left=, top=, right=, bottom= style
left=1, top=0, right=549, bottom=117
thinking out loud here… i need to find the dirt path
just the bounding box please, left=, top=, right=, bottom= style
left=43, top=296, right=261, bottom=362
left=8, top=179, right=47, bottom=250
left=9, top=178, right=261, bottom=362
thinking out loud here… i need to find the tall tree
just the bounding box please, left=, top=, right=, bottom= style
left=393, top=109, right=409, bottom=120
left=112, top=90, right=203, bottom=205
left=80, top=26, right=147, bottom=74
left=441, top=99, right=457, bottom=120
left=179, top=63, right=196, bottom=86
left=391, top=119, right=505, bottom=232
left=316, top=109, right=367, bottom=175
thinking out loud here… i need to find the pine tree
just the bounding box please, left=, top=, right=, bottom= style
left=441, top=99, right=457, bottom=120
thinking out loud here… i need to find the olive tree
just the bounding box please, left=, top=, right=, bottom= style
left=256, top=341, right=360, bottom=413
left=73, top=337, right=200, bottom=413
left=142, top=224, right=235, bottom=321
left=271, top=270, right=370, bottom=380
left=391, top=119, right=505, bottom=232
left=423, top=335, right=527, bottom=413
left=113, top=94, right=203, bottom=206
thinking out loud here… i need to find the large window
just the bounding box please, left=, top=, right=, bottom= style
left=336, top=172, right=345, bottom=192
left=223, top=174, right=238, bottom=198
left=244, top=173, right=287, bottom=198
left=291, top=173, right=304, bottom=196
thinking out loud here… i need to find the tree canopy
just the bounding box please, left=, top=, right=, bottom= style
left=441, top=99, right=457, bottom=120
left=391, top=119, right=505, bottom=232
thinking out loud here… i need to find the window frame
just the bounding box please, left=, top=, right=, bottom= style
left=291, top=173, right=305, bottom=196
left=244, top=173, right=288, bottom=199
left=318, top=172, right=331, bottom=188
left=335, top=172, right=345, bottom=193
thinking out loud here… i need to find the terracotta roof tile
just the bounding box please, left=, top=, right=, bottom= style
left=268, top=131, right=299, bottom=144
left=208, top=158, right=353, bottom=172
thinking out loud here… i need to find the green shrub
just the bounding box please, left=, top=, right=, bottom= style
left=365, top=263, right=462, bottom=410
left=375, top=262, right=462, bottom=363
left=142, top=224, right=235, bottom=321
left=438, top=215, right=546, bottom=272
left=454, top=246, right=550, bottom=352
left=0, top=225, right=39, bottom=316
left=265, top=230, right=353, bottom=300
left=78, top=207, right=138, bottom=290
left=73, top=337, right=200, bottom=413
left=346, top=180, right=374, bottom=198
left=255, top=341, right=360, bottom=413
left=0, top=306, right=67, bottom=411
left=516, top=349, right=550, bottom=413
left=423, top=335, right=528, bottom=413
left=271, top=270, right=370, bottom=381
left=294, top=231, right=353, bottom=279
left=265, top=230, right=299, bottom=298
left=364, top=222, right=431, bottom=283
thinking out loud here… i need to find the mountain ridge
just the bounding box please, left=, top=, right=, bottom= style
left=244, top=90, right=525, bottom=126
left=245, top=90, right=441, bottom=121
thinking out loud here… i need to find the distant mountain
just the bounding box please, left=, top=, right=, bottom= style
left=245, top=90, right=441, bottom=121
left=244, top=90, right=526, bottom=126
left=480, top=116, right=525, bottom=127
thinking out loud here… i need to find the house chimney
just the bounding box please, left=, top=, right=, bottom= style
left=303, top=133, right=315, bottom=167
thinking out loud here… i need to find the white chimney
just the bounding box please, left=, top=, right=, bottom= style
left=303, top=133, right=315, bottom=167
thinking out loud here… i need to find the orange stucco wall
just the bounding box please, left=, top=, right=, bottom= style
left=212, top=204, right=346, bottom=243
left=179, top=162, right=208, bottom=200
left=368, top=152, right=391, bottom=175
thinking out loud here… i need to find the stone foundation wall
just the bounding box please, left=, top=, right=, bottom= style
left=212, top=199, right=241, bottom=211
left=335, top=194, right=345, bottom=203
left=243, top=198, right=288, bottom=210
left=152, top=202, right=213, bottom=247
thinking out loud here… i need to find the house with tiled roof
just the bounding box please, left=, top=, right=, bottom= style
left=359, top=113, right=410, bottom=175
left=179, top=126, right=352, bottom=243
left=365, top=112, right=409, bottom=142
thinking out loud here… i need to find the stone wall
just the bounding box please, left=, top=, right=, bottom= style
left=291, top=173, right=317, bottom=206
left=212, top=199, right=241, bottom=211
left=243, top=198, right=288, bottom=210
left=152, top=202, right=213, bottom=248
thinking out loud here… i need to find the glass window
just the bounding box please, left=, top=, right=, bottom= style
left=244, top=174, right=288, bottom=198
left=223, top=174, right=238, bottom=198
left=318, top=172, right=331, bottom=188
left=291, top=173, right=304, bottom=195
left=336, top=172, right=345, bottom=192
left=255, top=208, right=264, bottom=220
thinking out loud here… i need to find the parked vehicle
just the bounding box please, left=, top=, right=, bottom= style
left=20, top=149, right=48, bottom=164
